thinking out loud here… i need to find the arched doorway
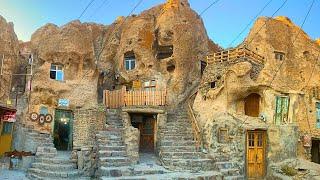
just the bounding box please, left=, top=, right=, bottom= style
left=244, top=93, right=261, bottom=117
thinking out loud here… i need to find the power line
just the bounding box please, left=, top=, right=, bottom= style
left=200, top=0, right=221, bottom=16
left=95, top=0, right=144, bottom=68
left=245, top=0, right=288, bottom=46
left=78, top=0, right=97, bottom=19
left=228, top=0, right=273, bottom=48
left=88, top=0, right=110, bottom=21
left=268, top=0, right=316, bottom=87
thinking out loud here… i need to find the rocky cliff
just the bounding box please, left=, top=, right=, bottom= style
left=28, top=0, right=211, bottom=114
left=0, top=15, right=19, bottom=104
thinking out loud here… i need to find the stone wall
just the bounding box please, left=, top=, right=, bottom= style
left=202, top=112, right=246, bottom=175
left=73, top=107, right=105, bottom=149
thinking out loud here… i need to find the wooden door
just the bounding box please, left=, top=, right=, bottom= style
left=53, top=109, right=73, bottom=151
left=247, top=131, right=266, bottom=179
left=311, top=140, right=320, bottom=164
left=0, top=121, right=14, bottom=155
left=140, top=118, right=155, bottom=152
left=245, top=93, right=260, bottom=117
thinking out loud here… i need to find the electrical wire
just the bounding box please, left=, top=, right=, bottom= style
left=245, top=0, right=288, bottom=46
left=228, top=0, right=273, bottom=48
left=78, top=0, right=97, bottom=19
left=88, top=0, right=110, bottom=21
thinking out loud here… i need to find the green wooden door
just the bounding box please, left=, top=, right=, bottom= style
left=275, top=96, right=290, bottom=125
left=53, top=109, right=73, bottom=151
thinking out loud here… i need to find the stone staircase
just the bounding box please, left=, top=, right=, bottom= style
left=96, top=109, right=132, bottom=178
left=159, top=106, right=215, bottom=171
left=14, top=124, right=54, bottom=153
left=27, top=147, right=86, bottom=180
left=215, top=161, right=244, bottom=180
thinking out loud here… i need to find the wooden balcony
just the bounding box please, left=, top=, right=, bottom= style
left=103, top=86, right=167, bottom=109
left=207, top=47, right=265, bottom=64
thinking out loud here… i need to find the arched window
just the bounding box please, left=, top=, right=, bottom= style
left=244, top=93, right=261, bottom=117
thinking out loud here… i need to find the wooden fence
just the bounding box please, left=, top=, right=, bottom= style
left=104, top=86, right=166, bottom=109
left=207, top=47, right=265, bottom=64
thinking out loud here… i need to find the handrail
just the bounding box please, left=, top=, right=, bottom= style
left=186, top=92, right=203, bottom=151
left=206, top=47, right=265, bottom=64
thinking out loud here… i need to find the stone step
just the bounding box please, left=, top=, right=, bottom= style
left=96, top=134, right=122, bottom=140
left=162, top=136, right=194, bottom=141
left=161, top=158, right=215, bottom=171
left=100, top=171, right=222, bottom=180
left=215, top=161, right=234, bottom=170
left=161, top=152, right=205, bottom=159
left=36, top=152, right=57, bottom=158
left=160, top=145, right=197, bottom=152
left=98, top=131, right=122, bottom=136
left=221, top=168, right=241, bottom=176
left=98, top=165, right=168, bottom=177
left=99, top=141, right=125, bottom=146
left=27, top=173, right=89, bottom=180
left=98, top=150, right=127, bottom=157
left=32, top=162, right=76, bottom=171
left=160, top=140, right=196, bottom=146
left=224, top=175, right=245, bottom=180
left=28, top=168, right=81, bottom=178
left=35, top=157, right=72, bottom=164
left=99, top=160, right=130, bottom=167
left=98, top=146, right=126, bottom=151
left=99, top=157, right=130, bottom=167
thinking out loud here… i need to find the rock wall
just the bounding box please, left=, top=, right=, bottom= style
left=0, top=15, right=19, bottom=105
left=97, top=0, right=210, bottom=108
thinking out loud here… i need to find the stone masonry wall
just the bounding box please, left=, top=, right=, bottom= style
left=73, top=107, right=105, bottom=149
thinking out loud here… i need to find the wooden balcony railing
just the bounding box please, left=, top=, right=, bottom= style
left=103, top=86, right=167, bottom=109
left=207, top=47, right=265, bottom=64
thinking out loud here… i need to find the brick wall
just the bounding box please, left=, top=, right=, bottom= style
left=73, top=108, right=105, bottom=149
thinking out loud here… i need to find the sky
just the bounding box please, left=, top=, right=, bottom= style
left=0, top=0, right=319, bottom=48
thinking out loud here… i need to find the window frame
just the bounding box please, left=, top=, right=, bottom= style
left=124, top=56, right=136, bottom=71
left=50, top=64, right=64, bottom=81
left=274, top=51, right=285, bottom=61
left=143, top=80, right=156, bottom=91
left=274, top=95, right=290, bottom=125
left=218, top=128, right=229, bottom=143
left=316, top=102, right=320, bottom=129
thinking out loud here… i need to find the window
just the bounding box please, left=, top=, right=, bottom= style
left=144, top=80, right=156, bottom=91
left=210, top=81, right=216, bottom=88
left=156, top=45, right=173, bottom=60
left=124, top=53, right=136, bottom=71
left=275, top=96, right=290, bottom=125
left=316, top=102, right=320, bottom=129
left=50, top=64, right=64, bottom=81
left=1, top=122, right=13, bottom=135
left=40, top=106, right=48, bottom=115
left=218, top=128, right=228, bottom=143
left=200, top=61, right=207, bottom=75
left=274, top=51, right=285, bottom=61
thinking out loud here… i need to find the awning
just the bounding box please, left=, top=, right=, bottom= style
left=0, top=105, right=17, bottom=122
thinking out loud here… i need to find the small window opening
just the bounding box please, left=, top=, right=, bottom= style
left=124, top=52, right=136, bottom=71
left=210, top=81, right=216, bottom=88
left=167, top=64, right=175, bottom=73
left=40, top=106, right=49, bottom=115
left=144, top=80, right=156, bottom=91
left=274, top=51, right=285, bottom=61
left=156, top=45, right=173, bottom=60
left=200, top=61, right=207, bottom=75
left=218, top=128, right=228, bottom=143
left=50, top=64, right=64, bottom=81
